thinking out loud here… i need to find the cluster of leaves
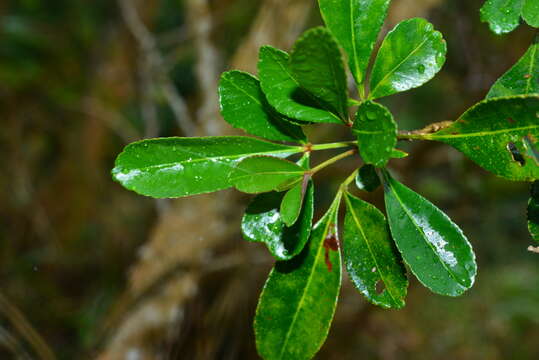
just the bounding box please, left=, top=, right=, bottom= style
left=481, top=0, right=539, bottom=34
left=112, top=1, right=539, bottom=359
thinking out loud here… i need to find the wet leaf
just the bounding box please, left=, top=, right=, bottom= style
left=290, top=27, right=348, bottom=120
left=112, top=137, right=301, bottom=198
left=343, top=193, right=408, bottom=309
left=523, top=0, right=539, bottom=27
left=255, top=201, right=341, bottom=360
left=242, top=180, right=314, bottom=260
left=487, top=38, right=539, bottom=98
left=382, top=170, right=477, bottom=297
left=353, top=101, right=397, bottom=167
left=218, top=70, right=306, bottom=142
left=318, top=0, right=391, bottom=85
left=231, top=156, right=305, bottom=194
left=258, top=46, right=342, bottom=124
left=369, top=18, right=447, bottom=100
left=529, top=181, right=539, bottom=242
left=426, top=95, right=539, bottom=181
left=355, top=164, right=381, bottom=192
left=480, top=0, right=525, bottom=34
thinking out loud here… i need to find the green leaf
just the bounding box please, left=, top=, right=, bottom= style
left=218, top=70, right=306, bottom=142
left=231, top=156, right=305, bottom=194
left=391, top=148, right=409, bottom=158
left=290, top=27, right=349, bottom=120
left=343, top=193, right=408, bottom=309
left=281, top=179, right=307, bottom=227
left=242, top=181, right=315, bottom=260
left=528, top=180, right=539, bottom=242
left=523, top=0, right=539, bottom=27
left=369, top=18, right=447, bottom=100
left=382, top=170, right=477, bottom=297
left=318, top=0, right=391, bottom=85
left=255, top=200, right=341, bottom=360
left=258, top=46, right=343, bottom=124
left=480, top=0, right=524, bottom=34
left=355, top=164, right=381, bottom=192
left=425, top=95, right=539, bottom=181
left=280, top=150, right=311, bottom=227
left=487, top=39, right=539, bottom=99
left=112, top=137, right=302, bottom=198
left=353, top=101, right=397, bottom=167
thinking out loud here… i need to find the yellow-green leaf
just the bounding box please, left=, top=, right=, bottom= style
left=231, top=156, right=305, bottom=194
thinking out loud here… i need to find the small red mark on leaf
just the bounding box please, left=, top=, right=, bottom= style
left=323, top=234, right=339, bottom=272
left=507, top=117, right=515, bottom=124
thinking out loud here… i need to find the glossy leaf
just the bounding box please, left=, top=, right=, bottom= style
left=218, top=70, right=306, bottom=142
left=231, top=156, right=305, bottom=194
left=353, top=101, right=397, bottom=167
left=290, top=27, right=348, bottom=120
left=255, top=201, right=341, bottom=360
left=242, top=181, right=315, bottom=260
left=355, top=164, right=381, bottom=192
left=487, top=38, right=539, bottom=98
left=523, top=0, right=539, bottom=27
left=382, top=170, right=477, bottom=297
left=480, top=0, right=524, bottom=34
left=425, top=95, right=539, bottom=181
left=369, top=18, right=447, bottom=100
left=258, top=46, right=342, bottom=124
left=318, top=0, right=391, bottom=85
left=112, top=137, right=301, bottom=198
left=529, top=181, right=539, bottom=242
left=343, top=193, right=408, bottom=309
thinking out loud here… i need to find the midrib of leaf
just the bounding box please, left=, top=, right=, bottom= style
left=344, top=195, right=400, bottom=305
left=269, top=51, right=342, bottom=123
left=232, top=170, right=304, bottom=180
left=427, top=124, right=538, bottom=140
left=349, top=0, right=361, bottom=83
left=525, top=44, right=537, bottom=94
left=354, top=129, right=388, bottom=135
left=387, top=182, right=466, bottom=287
left=370, top=35, right=430, bottom=98
left=277, top=208, right=335, bottom=360
left=321, top=36, right=346, bottom=118
left=119, top=146, right=302, bottom=173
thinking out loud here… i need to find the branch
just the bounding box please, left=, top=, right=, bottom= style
left=117, top=0, right=195, bottom=136
left=398, top=120, right=454, bottom=140
left=0, top=292, right=56, bottom=360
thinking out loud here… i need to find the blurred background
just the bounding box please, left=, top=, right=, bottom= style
left=0, top=0, right=538, bottom=359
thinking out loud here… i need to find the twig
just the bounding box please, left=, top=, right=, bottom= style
left=187, top=0, right=222, bottom=135
left=117, top=0, right=195, bottom=136
left=398, top=120, right=454, bottom=140
left=0, top=292, right=56, bottom=360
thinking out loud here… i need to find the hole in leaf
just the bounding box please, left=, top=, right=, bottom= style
left=507, top=142, right=525, bottom=166
left=375, top=280, right=385, bottom=295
